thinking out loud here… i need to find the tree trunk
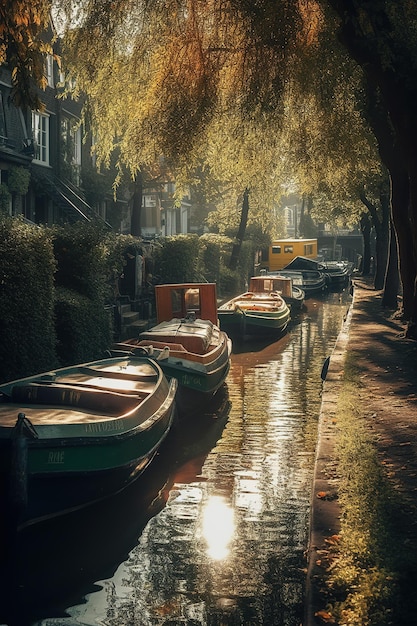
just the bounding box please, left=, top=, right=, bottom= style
left=375, top=190, right=390, bottom=290
left=131, top=171, right=143, bottom=237
left=359, top=189, right=389, bottom=289
left=328, top=1, right=417, bottom=336
left=389, top=162, right=416, bottom=320
left=360, top=213, right=372, bottom=275
left=382, top=218, right=400, bottom=309
left=406, top=158, right=417, bottom=336
left=229, top=188, right=249, bottom=271
left=298, top=194, right=305, bottom=237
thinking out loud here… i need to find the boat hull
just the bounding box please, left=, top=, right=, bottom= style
left=287, top=286, right=306, bottom=311
left=113, top=314, right=232, bottom=413
left=158, top=354, right=230, bottom=394
left=283, top=256, right=353, bottom=290
left=0, top=356, right=177, bottom=528
left=218, top=309, right=289, bottom=336
left=276, top=270, right=327, bottom=296
left=218, top=292, right=291, bottom=337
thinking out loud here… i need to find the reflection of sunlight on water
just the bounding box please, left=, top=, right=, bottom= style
left=234, top=470, right=263, bottom=519
left=42, top=295, right=352, bottom=626
left=202, top=496, right=234, bottom=560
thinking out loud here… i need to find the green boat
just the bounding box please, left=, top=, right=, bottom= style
left=218, top=290, right=291, bottom=337
left=0, top=356, right=177, bottom=529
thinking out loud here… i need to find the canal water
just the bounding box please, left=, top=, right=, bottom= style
left=0, top=290, right=351, bottom=626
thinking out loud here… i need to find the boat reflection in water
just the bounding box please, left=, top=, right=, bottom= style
left=0, top=384, right=231, bottom=626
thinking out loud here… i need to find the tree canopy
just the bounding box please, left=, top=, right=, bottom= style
left=0, top=0, right=55, bottom=110
left=3, top=0, right=417, bottom=333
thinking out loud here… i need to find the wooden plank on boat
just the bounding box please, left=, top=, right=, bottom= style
left=77, top=365, right=158, bottom=382
left=10, top=383, right=142, bottom=415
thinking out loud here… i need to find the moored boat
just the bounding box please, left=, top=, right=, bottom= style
left=0, top=356, right=177, bottom=529
left=218, top=289, right=291, bottom=337
left=319, top=260, right=354, bottom=288
left=112, top=283, right=232, bottom=412
left=275, top=268, right=328, bottom=296
left=250, top=275, right=305, bottom=312
left=283, top=255, right=353, bottom=289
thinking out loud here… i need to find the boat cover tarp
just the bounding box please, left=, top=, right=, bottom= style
left=140, top=319, right=213, bottom=354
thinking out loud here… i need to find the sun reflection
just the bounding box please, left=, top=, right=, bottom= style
left=202, top=496, right=234, bottom=560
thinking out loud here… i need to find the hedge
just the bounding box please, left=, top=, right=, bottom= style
left=0, top=217, right=57, bottom=383
left=55, top=287, right=112, bottom=366
left=0, top=220, right=255, bottom=382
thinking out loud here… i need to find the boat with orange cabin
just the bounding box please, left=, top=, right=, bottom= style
left=112, top=283, right=232, bottom=412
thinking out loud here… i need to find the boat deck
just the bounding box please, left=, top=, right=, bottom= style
left=220, top=292, right=286, bottom=312
left=0, top=361, right=159, bottom=428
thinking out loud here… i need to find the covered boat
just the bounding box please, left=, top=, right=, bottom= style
left=283, top=256, right=353, bottom=289
left=112, top=283, right=232, bottom=412
left=218, top=289, right=290, bottom=337
left=0, top=356, right=177, bottom=529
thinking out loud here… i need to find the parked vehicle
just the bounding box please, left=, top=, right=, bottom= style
left=259, top=238, right=318, bottom=272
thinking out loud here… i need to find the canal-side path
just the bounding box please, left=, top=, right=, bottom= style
left=305, top=278, right=417, bottom=625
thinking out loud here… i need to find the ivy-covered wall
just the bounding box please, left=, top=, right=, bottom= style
left=152, top=234, right=201, bottom=283
left=0, top=220, right=122, bottom=381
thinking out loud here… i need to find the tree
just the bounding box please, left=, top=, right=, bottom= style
left=359, top=179, right=390, bottom=290
left=323, top=1, right=417, bottom=335
left=5, top=1, right=417, bottom=334
left=359, top=212, right=372, bottom=276
left=0, top=0, right=55, bottom=110
left=57, top=0, right=397, bottom=276
left=56, top=1, right=303, bottom=243
left=229, top=188, right=249, bottom=271
left=382, top=218, right=400, bottom=310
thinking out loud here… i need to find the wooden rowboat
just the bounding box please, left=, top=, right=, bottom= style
left=0, top=356, right=177, bottom=529
left=218, top=289, right=291, bottom=337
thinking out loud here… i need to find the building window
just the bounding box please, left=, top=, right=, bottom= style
left=272, top=246, right=281, bottom=254
left=45, top=55, right=54, bottom=88
left=261, top=248, right=269, bottom=262
left=73, top=126, right=81, bottom=166
left=304, top=244, right=313, bottom=255
left=284, top=246, right=293, bottom=253
left=32, top=112, right=50, bottom=165
left=61, top=117, right=82, bottom=182
left=163, top=182, right=175, bottom=196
